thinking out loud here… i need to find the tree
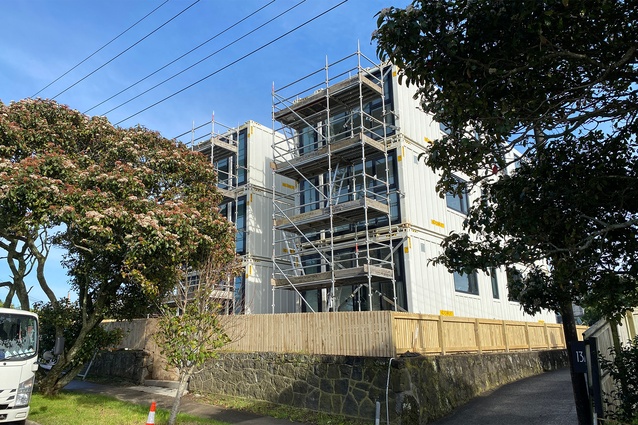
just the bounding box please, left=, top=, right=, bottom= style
left=0, top=99, right=236, bottom=394
left=600, top=335, right=638, bottom=424
left=374, top=2, right=638, bottom=424
left=34, top=298, right=123, bottom=379
left=155, top=250, right=241, bottom=425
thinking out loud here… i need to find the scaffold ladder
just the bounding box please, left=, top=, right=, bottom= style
left=284, top=238, right=304, bottom=276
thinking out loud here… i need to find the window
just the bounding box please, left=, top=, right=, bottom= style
left=0, top=313, right=38, bottom=360
left=490, top=268, right=500, bottom=299
left=235, top=196, right=246, bottom=254
left=446, top=177, right=469, bottom=214
left=234, top=274, right=245, bottom=314
left=454, top=271, right=479, bottom=295
left=237, top=128, right=247, bottom=185
left=214, top=157, right=233, bottom=190
left=298, top=125, right=318, bottom=155
left=299, top=177, right=320, bottom=213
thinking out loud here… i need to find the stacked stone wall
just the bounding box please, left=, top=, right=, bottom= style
left=89, top=349, right=152, bottom=385
left=188, top=350, right=568, bottom=424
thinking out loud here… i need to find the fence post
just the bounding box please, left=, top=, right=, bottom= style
left=525, top=322, right=532, bottom=351
left=474, top=319, right=482, bottom=354
left=502, top=320, right=510, bottom=352
left=438, top=315, right=446, bottom=355
left=543, top=322, right=550, bottom=349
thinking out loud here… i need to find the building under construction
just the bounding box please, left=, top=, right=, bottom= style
left=269, top=51, right=556, bottom=322
left=192, top=120, right=296, bottom=314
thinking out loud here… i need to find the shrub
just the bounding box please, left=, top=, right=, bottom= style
left=601, top=335, right=638, bottom=423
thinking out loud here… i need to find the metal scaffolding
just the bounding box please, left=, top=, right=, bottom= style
left=189, top=119, right=247, bottom=312
left=190, top=120, right=242, bottom=204
left=271, top=50, right=398, bottom=313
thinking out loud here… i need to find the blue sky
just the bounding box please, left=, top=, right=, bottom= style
left=0, top=0, right=409, bottom=305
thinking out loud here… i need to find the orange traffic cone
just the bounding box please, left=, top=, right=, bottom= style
left=146, top=401, right=156, bottom=425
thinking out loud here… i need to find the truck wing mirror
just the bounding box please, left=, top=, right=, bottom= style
left=53, top=336, right=65, bottom=356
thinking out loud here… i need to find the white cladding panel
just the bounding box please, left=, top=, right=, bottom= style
left=245, top=187, right=273, bottom=259
left=391, top=70, right=441, bottom=148
left=244, top=262, right=296, bottom=314
left=396, top=142, right=450, bottom=233
left=241, top=120, right=297, bottom=315
left=403, top=235, right=556, bottom=323
left=246, top=121, right=275, bottom=189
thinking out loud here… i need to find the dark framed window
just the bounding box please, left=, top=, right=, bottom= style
left=299, top=177, right=321, bottom=213
left=454, top=271, right=479, bottom=295
left=490, top=267, right=500, bottom=299
left=237, top=128, right=247, bottom=185
left=214, top=157, right=233, bottom=190
left=235, top=196, right=246, bottom=254
left=446, top=177, right=469, bottom=214
left=298, top=125, right=318, bottom=155
left=234, top=274, right=245, bottom=314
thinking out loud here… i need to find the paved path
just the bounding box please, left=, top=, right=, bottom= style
left=27, top=368, right=577, bottom=425
left=60, top=380, right=305, bottom=425
left=431, top=368, right=577, bottom=425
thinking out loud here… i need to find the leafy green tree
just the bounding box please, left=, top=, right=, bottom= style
left=34, top=298, right=123, bottom=379
left=600, top=336, right=638, bottom=424
left=374, top=1, right=638, bottom=424
left=0, top=99, right=236, bottom=394
left=155, top=250, right=241, bottom=425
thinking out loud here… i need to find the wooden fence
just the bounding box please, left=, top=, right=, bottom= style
left=105, top=311, right=587, bottom=358
left=584, top=309, right=638, bottom=420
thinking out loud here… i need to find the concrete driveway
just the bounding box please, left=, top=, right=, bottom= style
left=431, top=368, right=577, bottom=425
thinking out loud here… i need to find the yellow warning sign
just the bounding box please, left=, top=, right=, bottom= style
left=431, top=219, right=445, bottom=228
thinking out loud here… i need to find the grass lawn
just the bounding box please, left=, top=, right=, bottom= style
left=28, top=385, right=367, bottom=425
left=29, top=392, right=230, bottom=425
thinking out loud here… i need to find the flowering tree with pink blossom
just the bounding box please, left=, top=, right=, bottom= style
left=0, top=99, right=237, bottom=394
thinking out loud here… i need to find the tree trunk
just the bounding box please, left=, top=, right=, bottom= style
left=3, top=286, right=15, bottom=309
left=39, top=361, right=86, bottom=396
left=560, top=302, right=591, bottom=425
left=38, top=314, right=102, bottom=395
left=168, top=367, right=193, bottom=425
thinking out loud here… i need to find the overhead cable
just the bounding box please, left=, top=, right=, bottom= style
left=115, top=0, right=349, bottom=126
left=102, top=0, right=309, bottom=116
left=83, top=0, right=278, bottom=114
left=50, top=0, right=201, bottom=101
left=31, top=0, right=171, bottom=98
left=173, top=120, right=210, bottom=140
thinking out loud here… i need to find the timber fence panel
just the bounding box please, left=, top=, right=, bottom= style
left=441, top=316, right=478, bottom=353
left=528, top=322, right=550, bottom=349
left=546, top=325, right=565, bottom=348
left=104, top=313, right=582, bottom=358
left=504, top=321, right=529, bottom=350
left=224, top=311, right=396, bottom=357
left=476, top=319, right=507, bottom=352
left=391, top=313, right=440, bottom=355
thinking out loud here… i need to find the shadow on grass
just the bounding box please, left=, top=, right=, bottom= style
left=29, top=393, right=223, bottom=425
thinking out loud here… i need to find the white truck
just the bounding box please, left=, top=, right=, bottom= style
left=0, top=307, right=39, bottom=424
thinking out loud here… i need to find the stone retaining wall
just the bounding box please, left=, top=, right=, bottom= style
left=188, top=350, right=568, bottom=424
left=89, top=349, right=153, bottom=385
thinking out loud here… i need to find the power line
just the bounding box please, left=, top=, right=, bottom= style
left=31, top=0, right=171, bottom=98
left=50, top=0, right=202, bottom=101
left=83, top=0, right=277, bottom=114
left=101, top=0, right=309, bottom=117
left=173, top=120, right=211, bottom=140
left=115, top=0, right=349, bottom=126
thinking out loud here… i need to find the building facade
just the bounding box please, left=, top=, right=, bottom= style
left=194, top=51, right=555, bottom=323
left=192, top=120, right=295, bottom=314
left=269, top=51, right=556, bottom=322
